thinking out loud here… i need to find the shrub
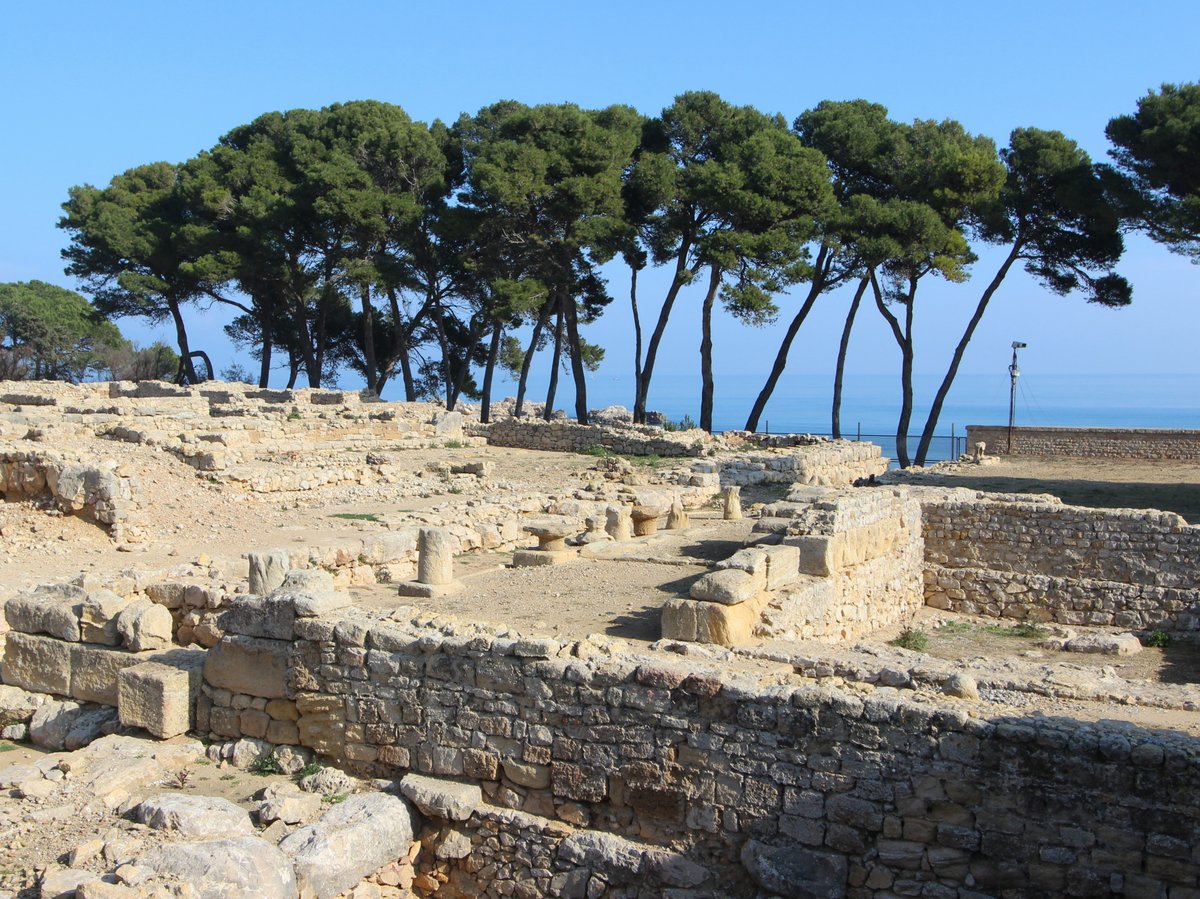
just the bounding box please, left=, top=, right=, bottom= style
left=889, top=628, right=929, bottom=652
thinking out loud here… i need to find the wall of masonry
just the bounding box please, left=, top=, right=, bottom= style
left=922, top=497, right=1200, bottom=629
left=195, top=601, right=1200, bottom=897
left=966, top=424, right=1200, bottom=460
left=477, top=418, right=709, bottom=457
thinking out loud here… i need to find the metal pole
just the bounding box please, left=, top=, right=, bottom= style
left=951, top=423, right=956, bottom=460
left=1008, top=341, right=1025, bottom=453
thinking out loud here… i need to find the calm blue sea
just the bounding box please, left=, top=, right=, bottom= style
left=500, top=372, right=1200, bottom=464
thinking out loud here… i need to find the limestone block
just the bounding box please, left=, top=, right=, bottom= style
left=218, top=594, right=296, bottom=640
left=664, top=499, right=689, bottom=530
left=605, top=506, right=633, bottom=541
left=787, top=534, right=836, bottom=577
left=203, top=635, right=291, bottom=699
left=248, top=549, right=290, bottom=596
left=399, top=773, right=482, bottom=821
left=512, top=547, right=578, bottom=567
left=417, top=527, right=454, bottom=585
left=115, top=599, right=173, bottom=652
left=661, top=594, right=771, bottom=646
left=118, top=656, right=204, bottom=738
left=135, top=837, right=296, bottom=899
left=2, top=632, right=72, bottom=696
left=70, top=643, right=154, bottom=706
left=5, top=591, right=83, bottom=641
left=716, top=548, right=768, bottom=575
left=281, top=793, right=415, bottom=899
left=741, top=839, right=848, bottom=899
left=80, top=590, right=133, bottom=645
left=762, top=545, right=802, bottom=591
left=1065, top=633, right=1143, bottom=656
left=138, top=793, right=255, bottom=837
left=631, top=506, right=662, bottom=537
left=722, top=486, right=743, bottom=520
left=690, top=567, right=765, bottom=605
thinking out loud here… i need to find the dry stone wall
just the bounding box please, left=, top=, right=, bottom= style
left=477, top=418, right=708, bottom=457
left=192, top=597, right=1200, bottom=897
left=0, top=449, right=136, bottom=532
left=923, top=495, right=1200, bottom=630
left=967, top=424, right=1200, bottom=460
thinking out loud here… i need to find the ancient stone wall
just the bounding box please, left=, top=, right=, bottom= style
left=193, top=599, right=1200, bottom=897
left=0, top=449, right=136, bottom=532
left=477, top=418, right=708, bottom=457
left=967, top=424, right=1200, bottom=460
left=922, top=496, right=1200, bottom=629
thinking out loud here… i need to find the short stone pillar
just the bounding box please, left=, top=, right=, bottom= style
left=722, top=486, right=742, bottom=521
left=631, top=505, right=662, bottom=537
left=398, top=527, right=461, bottom=597
left=579, top=515, right=612, bottom=545
left=248, top=549, right=290, bottom=596
left=417, top=527, right=454, bottom=585
left=665, top=498, right=689, bottom=531
left=605, top=506, right=633, bottom=542
left=513, top=516, right=578, bottom=567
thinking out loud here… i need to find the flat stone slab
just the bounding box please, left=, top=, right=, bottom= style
left=396, top=579, right=463, bottom=598
left=512, top=548, right=578, bottom=567
left=690, top=568, right=764, bottom=605
left=137, top=793, right=255, bottom=838
left=522, top=515, right=576, bottom=540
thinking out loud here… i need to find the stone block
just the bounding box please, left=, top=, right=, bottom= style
left=399, top=773, right=482, bottom=821
left=689, top=567, right=765, bottom=605
left=70, top=643, right=150, bottom=706
left=248, top=549, right=290, bottom=595
left=661, top=595, right=771, bottom=647
left=512, top=548, right=578, bottom=567
left=5, top=591, right=82, bottom=641
left=203, top=636, right=292, bottom=699
left=2, top=632, right=72, bottom=696
left=115, top=599, right=173, bottom=651
left=79, top=590, right=133, bottom=645
left=218, top=594, right=296, bottom=640
left=119, top=656, right=204, bottom=738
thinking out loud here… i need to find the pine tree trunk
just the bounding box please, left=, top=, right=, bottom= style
left=630, top=265, right=643, bottom=412
left=515, top=300, right=551, bottom=417
left=914, top=244, right=1022, bottom=466
left=565, top=298, right=589, bottom=424
left=359, top=285, right=378, bottom=396
left=480, top=321, right=502, bottom=424
left=168, top=298, right=197, bottom=384
left=699, top=265, right=721, bottom=433
left=634, top=246, right=691, bottom=423
left=831, top=275, right=869, bottom=439
left=543, top=303, right=565, bottom=422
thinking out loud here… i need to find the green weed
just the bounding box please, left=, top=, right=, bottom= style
left=983, top=623, right=1048, bottom=639
left=1143, top=629, right=1171, bottom=648
left=250, top=754, right=283, bottom=776
left=330, top=512, right=380, bottom=522
left=934, top=619, right=973, bottom=634
left=888, top=628, right=929, bottom=652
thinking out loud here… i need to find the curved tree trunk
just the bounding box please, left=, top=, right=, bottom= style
left=629, top=265, right=643, bottom=412
left=873, top=274, right=916, bottom=468
left=167, top=298, right=197, bottom=384
left=257, top=301, right=273, bottom=388
left=543, top=302, right=565, bottom=422
left=480, top=321, right=502, bottom=424
left=699, top=265, right=721, bottom=433
left=515, top=300, right=551, bottom=418
left=564, top=298, right=589, bottom=424
left=831, top=275, right=870, bottom=438
left=634, top=246, right=691, bottom=423
left=914, top=244, right=1022, bottom=466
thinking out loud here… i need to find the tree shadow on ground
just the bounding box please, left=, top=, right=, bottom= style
left=1158, top=638, right=1200, bottom=684
left=933, top=473, right=1200, bottom=523
left=606, top=607, right=661, bottom=641
left=676, top=538, right=744, bottom=563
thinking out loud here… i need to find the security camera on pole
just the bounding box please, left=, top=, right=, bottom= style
left=1008, top=341, right=1026, bottom=453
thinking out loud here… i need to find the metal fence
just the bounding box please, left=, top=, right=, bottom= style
left=751, top=422, right=967, bottom=465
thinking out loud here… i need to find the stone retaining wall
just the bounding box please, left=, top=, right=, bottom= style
left=967, top=424, right=1200, bottom=460
left=0, top=449, right=136, bottom=532
left=477, top=418, right=708, bottom=457
left=922, top=496, right=1200, bottom=629
left=193, top=598, right=1200, bottom=897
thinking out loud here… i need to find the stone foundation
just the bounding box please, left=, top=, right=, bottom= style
left=967, top=424, right=1200, bottom=460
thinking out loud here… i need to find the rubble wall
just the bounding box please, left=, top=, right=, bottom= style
left=966, top=424, right=1200, bottom=460
left=0, top=449, right=136, bottom=531
left=478, top=419, right=708, bottom=457
left=195, top=602, right=1200, bottom=897
left=922, top=498, right=1200, bottom=629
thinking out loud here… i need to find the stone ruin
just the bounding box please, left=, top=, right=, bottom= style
left=1, top=380, right=1199, bottom=898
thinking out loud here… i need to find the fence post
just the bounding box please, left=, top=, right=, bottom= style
left=856, top=422, right=861, bottom=442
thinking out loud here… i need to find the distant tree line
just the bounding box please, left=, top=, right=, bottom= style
left=56, top=84, right=1198, bottom=466
left=0, top=280, right=177, bottom=382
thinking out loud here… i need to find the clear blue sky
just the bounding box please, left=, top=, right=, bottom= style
left=2, top=1, right=1198, bottom=420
